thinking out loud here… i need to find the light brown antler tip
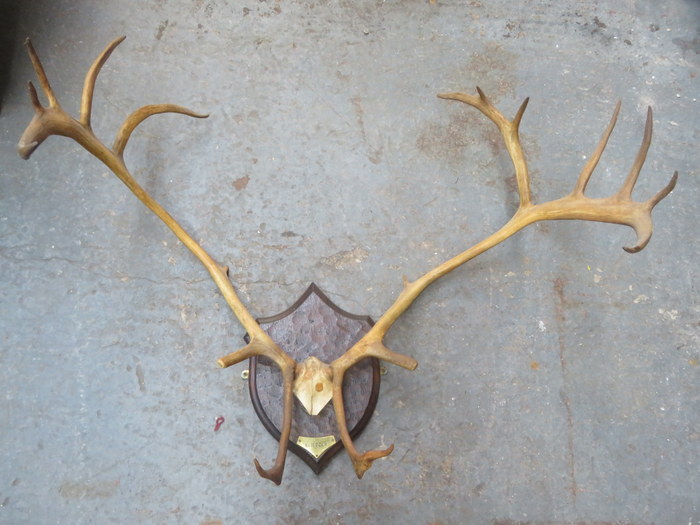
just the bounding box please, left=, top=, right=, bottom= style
left=436, top=91, right=475, bottom=104
left=664, top=170, right=679, bottom=194
left=352, top=444, right=395, bottom=479
left=513, top=97, right=530, bottom=129
left=622, top=231, right=650, bottom=254
left=17, top=140, right=39, bottom=160
left=253, top=458, right=283, bottom=485
left=105, top=35, right=127, bottom=50
left=648, top=170, right=679, bottom=209
left=436, top=92, right=463, bottom=102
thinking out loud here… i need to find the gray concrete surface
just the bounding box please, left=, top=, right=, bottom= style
left=1, top=1, right=698, bottom=523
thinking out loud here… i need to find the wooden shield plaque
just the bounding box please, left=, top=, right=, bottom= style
left=246, top=284, right=380, bottom=473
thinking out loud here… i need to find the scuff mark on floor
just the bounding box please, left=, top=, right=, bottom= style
left=320, top=247, right=369, bottom=270
left=134, top=357, right=146, bottom=393
left=553, top=277, right=579, bottom=504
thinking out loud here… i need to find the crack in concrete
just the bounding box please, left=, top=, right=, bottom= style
left=1, top=247, right=209, bottom=287
left=553, top=277, right=579, bottom=507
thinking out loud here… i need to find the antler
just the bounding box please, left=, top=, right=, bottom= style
left=331, top=87, right=678, bottom=478
left=18, top=37, right=296, bottom=485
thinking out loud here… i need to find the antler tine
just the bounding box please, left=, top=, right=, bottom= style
left=113, top=104, right=208, bottom=157
left=647, top=170, right=678, bottom=209
left=24, top=38, right=59, bottom=109
left=217, top=339, right=295, bottom=370
left=617, top=106, right=653, bottom=201
left=572, top=101, right=621, bottom=197
left=80, top=36, right=126, bottom=128
left=512, top=96, right=530, bottom=131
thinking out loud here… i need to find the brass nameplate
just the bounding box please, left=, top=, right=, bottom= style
left=296, top=435, right=336, bottom=459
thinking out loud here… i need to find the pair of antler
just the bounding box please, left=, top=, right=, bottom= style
left=18, top=38, right=676, bottom=484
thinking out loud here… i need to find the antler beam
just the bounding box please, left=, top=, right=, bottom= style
left=331, top=87, right=677, bottom=478
left=18, top=37, right=296, bottom=485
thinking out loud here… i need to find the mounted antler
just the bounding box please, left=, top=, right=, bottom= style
left=330, top=87, right=677, bottom=478
left=18, top=38, right=677, bottom=484
left=17, top=37, right=296, bottom=485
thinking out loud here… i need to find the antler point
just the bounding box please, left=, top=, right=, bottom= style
left=17, top=141, right=39, bottom=160
left=646, top=170, right=678, bottom=210
left=26, top=81, right=42, bottom=109
left=513, top=97, right=530, bottom=128
left=253, top=458, right=283, bottom=485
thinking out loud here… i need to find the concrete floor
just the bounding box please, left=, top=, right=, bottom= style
left=1, top=0, right=698, bottom=523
